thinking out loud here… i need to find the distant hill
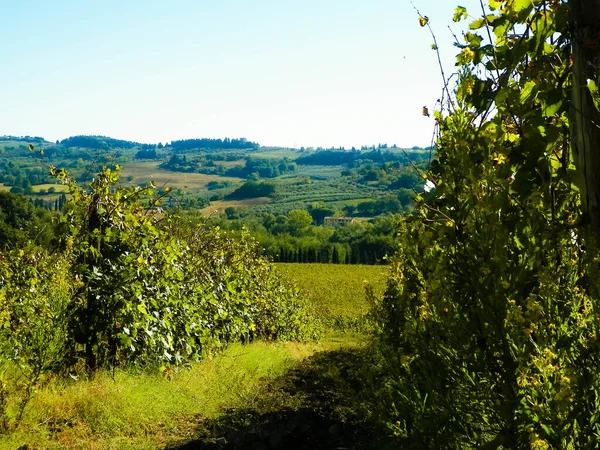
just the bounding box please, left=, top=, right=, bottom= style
left=0, top=135, right=49, bottom=144
left=59, top=135, right=157, bottom=150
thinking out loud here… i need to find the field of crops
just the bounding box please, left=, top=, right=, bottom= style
left=275, top=263, right=389, bottom=320
left=281, top=165, right=345, bottom=180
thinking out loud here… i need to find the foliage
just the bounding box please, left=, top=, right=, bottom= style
left=0, top=160, right=321, bottom=433
left=224, top=157, right=296, bottom=178
left=0, top=248, right=76, bottom=430
left=51, top=165, right=318, bottom=371
left=60, top=135, right=157, bottom=150
left=0, top=192, right=58, bottom=248
left=226, top=180, right=277, bottom=200
left=170, top=137, right=259, bottom=151
left=295, top=148, right=428, bottom=167
left=370, top=1, right=600, bottom=448
left=208, top=211, right=399, bottom=264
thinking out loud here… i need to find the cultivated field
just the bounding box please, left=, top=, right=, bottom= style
left=275, top=263, right=389, bottom=318
left=0, top=183, right=69, bottom=192
left=200, top=197, right=273, bottom=215
left=120, top=161, right=243, bottom=190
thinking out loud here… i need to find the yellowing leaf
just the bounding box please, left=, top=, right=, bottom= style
left=453, top=6, right=468, bottom=22
left=506, top=0, right=533, bottom=16
left=457, top=47, right=475, bottom=65
left=419, top=16, right=429, bottom=27
left=469, top=18, right=486, bottom=30
left=489, top=0, right=502, bottom=10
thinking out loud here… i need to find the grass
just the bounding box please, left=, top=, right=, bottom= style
left=280, top=165, right=344, bottom=180
left=0, top=340, right=352, bottom=450
left=0, top=183, right=69, bottom=193
left=119, top=161, right=243, bottom=190
left=251, top=148, right=300, bottom=159
left=275, top=263, right=389, bottom=330
left=213, top=159, right=245, bottom=168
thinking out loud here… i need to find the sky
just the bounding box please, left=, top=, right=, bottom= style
left=0, top=0, right=484, bottom=149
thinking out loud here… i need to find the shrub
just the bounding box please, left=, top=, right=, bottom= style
left=0, top=248, right=76, bottom=429
left=51, top=165, right=317, bottom=371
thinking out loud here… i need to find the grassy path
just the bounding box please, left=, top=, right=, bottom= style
left=167, top=265, right=392, bottom=449
left=170, top=342, right=391, bottom=450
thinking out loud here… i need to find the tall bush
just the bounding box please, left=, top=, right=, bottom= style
left=0, top=248, right=75, bottom=429
left=370, top=1, right=600, bottom=447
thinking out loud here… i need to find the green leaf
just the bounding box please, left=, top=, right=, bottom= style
left=508, top=0, right=532, bottom=13
left=588, top=79, right=600, bottom=111
left=520, top=80, right=537, bottom=103
left=542, top=89, right=564, bottom=117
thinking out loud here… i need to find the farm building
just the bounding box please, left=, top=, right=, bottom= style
left=324, top=216, right=355, bottom=228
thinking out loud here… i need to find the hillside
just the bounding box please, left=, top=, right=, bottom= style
left=0, top=135, right=425, bottom=218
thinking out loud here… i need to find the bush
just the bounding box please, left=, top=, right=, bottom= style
left=52, top=165, right=317, bottom=370
left=0, top=248, right=76, bottom=429
left=367, top=3, right=600, bottom=447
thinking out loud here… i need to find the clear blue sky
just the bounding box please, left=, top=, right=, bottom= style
left=0, top=0, right=483, bottom=148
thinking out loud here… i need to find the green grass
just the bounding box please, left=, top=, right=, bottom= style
left=200, top=197, right=272, bottom=215
left=214, top=159, right=245, bottom=168
left=280, top=165, right=344, bottom=180
left=251, top=148, right=300, bottom=159
left=275, top=263, right=389, bottom=324
left=0, top=263, right=387, bottom=449
left=0, top=340, right=346, bottom=450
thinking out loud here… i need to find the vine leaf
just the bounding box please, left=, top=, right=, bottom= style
left=588, top=79, right=600, bottom=111
left=453, top=6, right=468, bottom=22
left=489, top=0, right=502, bottom=10
left=419, top=16, right=429, bottom=27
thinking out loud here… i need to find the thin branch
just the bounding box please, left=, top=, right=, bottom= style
left=410, top=1, right=455, bottom=114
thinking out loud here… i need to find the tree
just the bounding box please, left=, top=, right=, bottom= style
left=286, top=209, right=313, bottom=236
left=307, top=203, right=336, bottom=225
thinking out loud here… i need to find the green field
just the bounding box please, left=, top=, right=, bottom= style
left=275, top=263, right=389, bottom=319
left=251, top=148, right=300, bottom=159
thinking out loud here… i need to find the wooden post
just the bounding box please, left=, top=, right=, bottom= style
left=569, top=0, right=600, bottom=238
